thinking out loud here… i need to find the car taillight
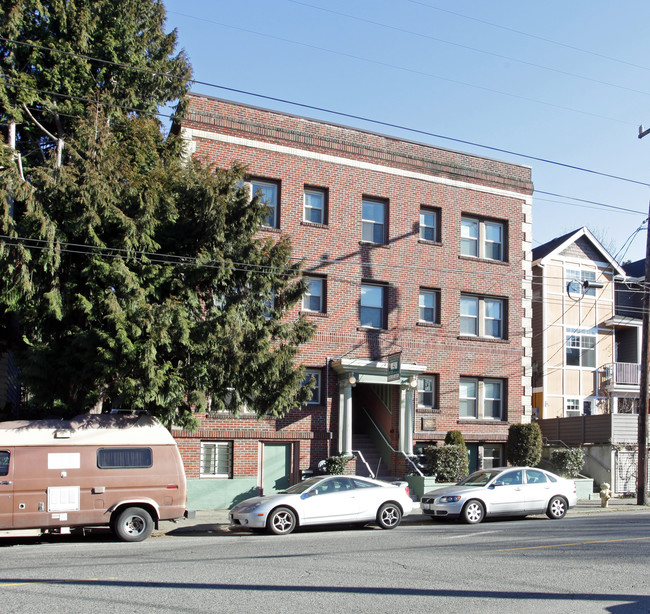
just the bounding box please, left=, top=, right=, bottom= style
left=573, top=481, right=577, bottom=494
left=405, top=485, right=410, bottom=498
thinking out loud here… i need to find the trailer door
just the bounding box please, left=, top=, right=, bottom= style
left=0, top=449, right=13, bottom=528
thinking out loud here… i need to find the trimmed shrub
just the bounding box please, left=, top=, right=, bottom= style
left=550, top=448, right=585, bottom=477
left=444, top=430, right=466, bottom=449
left=506, top=423, right=542, bottom=467
left=323, top=454, right=351, bottom=475
left=424, top=444, right=469, bottom=482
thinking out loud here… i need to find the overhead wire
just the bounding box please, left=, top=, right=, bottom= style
left=2, top=35, right=650, bottom=190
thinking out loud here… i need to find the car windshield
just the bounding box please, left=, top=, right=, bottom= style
left=457, top=470, right=503, bottom=486
left=281, top=476, right=326, bottom=494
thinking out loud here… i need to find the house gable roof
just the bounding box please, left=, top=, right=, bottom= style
left=532, top=227, right=625, bottom=276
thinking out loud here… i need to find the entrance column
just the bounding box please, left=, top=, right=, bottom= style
left=399, top=384, right=415, bottom=456
left=338, top=379, right=353, bottom=456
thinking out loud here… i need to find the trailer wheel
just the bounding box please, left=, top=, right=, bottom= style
left=113, top=507, right=153, bottom=542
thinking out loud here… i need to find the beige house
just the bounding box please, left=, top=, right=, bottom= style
left=532, top=228, right=626, bottom=420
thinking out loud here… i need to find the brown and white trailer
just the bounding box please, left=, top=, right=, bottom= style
left=0, top=413, right=191, bottom=541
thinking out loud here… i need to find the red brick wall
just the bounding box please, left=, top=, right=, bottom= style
left=175, top=93, right=532, bottom=481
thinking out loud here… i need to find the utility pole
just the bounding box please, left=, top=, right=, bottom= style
left=635, top=125, right=649, bottom=506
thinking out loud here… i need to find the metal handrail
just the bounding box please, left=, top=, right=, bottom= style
left=361, top=407, right=424, bottom=477
left=352, top=449, right=375, bottom=479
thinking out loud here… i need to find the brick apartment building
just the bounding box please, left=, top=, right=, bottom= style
left=173, top=93, right=534, bottom=509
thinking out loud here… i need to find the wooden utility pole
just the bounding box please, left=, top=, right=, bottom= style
left=636, top=126, right=650, bottom=505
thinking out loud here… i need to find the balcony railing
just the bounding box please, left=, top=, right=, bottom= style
left=606, top=362, right=641, bottom=386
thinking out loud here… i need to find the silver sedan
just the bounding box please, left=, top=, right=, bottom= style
left=229, top=475, right=414, bottom=535
left=421, top=467, right=577, bottom=524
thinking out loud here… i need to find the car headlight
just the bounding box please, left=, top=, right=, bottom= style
left=439, top=496, right=462, bottom=503
left=236, top=501, right=265, bottom=513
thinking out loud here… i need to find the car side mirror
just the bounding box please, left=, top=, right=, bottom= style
left=492, top=481, right=504, bottom=488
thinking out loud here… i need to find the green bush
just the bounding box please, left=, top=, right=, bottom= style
left=424, top=444, right=469, bottom=482
left=550, top=448, right=585, bottom=477
left=506, top=423, right=542, bottom=467
left=444, top=430, right=466, bottom=448
left=322, top=454, right=351, bottom=475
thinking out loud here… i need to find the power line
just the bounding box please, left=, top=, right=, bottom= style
left=2, top=36, right=649, bottom=189
left=288, top=0, right=650, bottom=99
left=404, top=0, right=650, bottom=73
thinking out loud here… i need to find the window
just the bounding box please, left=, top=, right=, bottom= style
left=419, top=289, right=440, bottom=324
left=418, top=376, right=437, bottom=410
left=362, top=198, right=386, bottom=244
left=200, top=441, right=233, bottom=478
left=482, top=445, right=502, bottom=469
left=303, top=369, right=322, bottom=405
left=566, top=267, right=597, bottom=297
left=461, top=217, right=505, bottom=261
left=304, top=187, right=326, bottom=224
left=360, top=283, right=385, bottom=328
left=303, top=276, right=325, bottom=313
left=97, top=447, right=153, bottom=469
left=419, top=207, right=440, bottom=242
left=566, top=328, right=596, bottom=367
left=459, top=378, right=504, bottom=420
left=251, top=179, right=279, bottom=228
left=460, top=295, right=504, bottom=339
left=0, top=451, right=8, bottom=476
left=566, top=398, right=581, bottom=417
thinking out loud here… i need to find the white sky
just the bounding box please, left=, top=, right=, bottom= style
left=163, top=0, right=650, bottom=263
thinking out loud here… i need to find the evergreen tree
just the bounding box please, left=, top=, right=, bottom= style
left=0, top=1, right=315, bottom=425
left=2, top=112, right=315, bottom=426
left=0, top=0, right=191, bottom=169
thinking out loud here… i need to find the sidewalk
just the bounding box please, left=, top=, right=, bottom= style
left=157, top=497, right=648, bottom=537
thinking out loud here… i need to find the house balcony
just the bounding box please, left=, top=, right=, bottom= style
left=602, top=362, right=640, bottom=389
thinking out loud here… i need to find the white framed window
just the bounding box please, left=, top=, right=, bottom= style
left=419, top=288, right=440, bottom=324
left=566, top=267, right=597, bottom=298
left=461, top=217, right=505, bottom=261
left=251, top=179, right=279, bottom=228
left=482, top=445, right=503, bottom=469
left=419, top=207, right=440, bottom=242
left=565, top=398, right=581, bottom=417
left=304, top=187, right=326, bottom=224
left=460, top=294, right=504, bottom=339
left=362, top=198, right=386, bottom=244
left=460, top=377, right=504, bottom=420
left=566, top=328, right=596, bottom=368
left=303, top=369, right=322, bottom=405
left=418, top=376, right=437, bottom=410
left=360, top=283, right=385, bottom=329
left=565, top=398, right=594, bottom=418
left=303, top=276, right=325, bottom=313
left=200, top=441, right=233, bottom=478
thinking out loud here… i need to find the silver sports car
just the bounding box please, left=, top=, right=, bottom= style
left=421, top=467, right=577, bottom=524
left=229, top=474, right=414, bottom=534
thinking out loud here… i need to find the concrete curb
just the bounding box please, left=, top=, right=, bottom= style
left=157, top=499, right=649, bottom=536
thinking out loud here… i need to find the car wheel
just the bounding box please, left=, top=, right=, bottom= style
left=267, top=507, right=297, bottom=535
left=113, top=507, right=153, bottom=542
left=376, top=502, right=402, bottom=529
left=546, top=496, right=568, bottom=520
left=462, top=499, right=485, bottom=524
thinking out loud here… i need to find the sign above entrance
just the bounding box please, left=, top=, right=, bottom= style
left=386, top=352, right=401, bottom=382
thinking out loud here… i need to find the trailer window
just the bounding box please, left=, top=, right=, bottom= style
left=97, top=447, right=152, bottom=469
left=0, top=451, right=8, bottom=476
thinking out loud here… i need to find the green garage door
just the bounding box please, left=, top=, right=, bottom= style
left=263, top=443, right=291, bottom=494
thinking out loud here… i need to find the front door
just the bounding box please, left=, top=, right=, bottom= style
left=486, top=469, right=525, bottom=514
left=262, top=444, right=291, bottom=494
left=0, top=449, right=13, bottom=528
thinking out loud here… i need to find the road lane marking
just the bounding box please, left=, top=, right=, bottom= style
left=484, top=536, right=650, bottom=552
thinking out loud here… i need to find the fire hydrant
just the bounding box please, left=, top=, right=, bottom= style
left=599, top=482, right=612, bottom=508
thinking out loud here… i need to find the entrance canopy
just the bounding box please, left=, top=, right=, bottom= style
left=331, top=357, right=427, bottom=386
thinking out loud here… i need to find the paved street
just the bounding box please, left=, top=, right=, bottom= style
left=0, top=508, right=648, bottom=613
